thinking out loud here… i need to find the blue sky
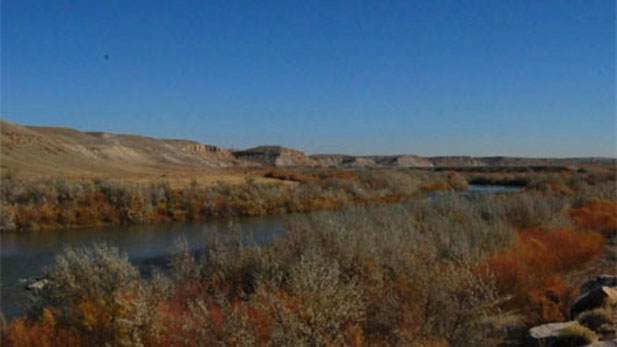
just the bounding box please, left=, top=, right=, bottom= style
left=2, top=0, right=615, bottom=156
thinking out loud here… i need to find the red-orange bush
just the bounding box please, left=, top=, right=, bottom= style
left=420, top=181, right=451, bottom=192
left=526, top=275, right=577, bottom=324
left=485, top=228, right=604, bottom=324
left=570, top=199, right=617, bottom=237
left=2, top=309, right=83, bottom=347
left=518, top=228, right=605, bottom=273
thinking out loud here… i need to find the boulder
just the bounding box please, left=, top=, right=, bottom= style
left=529, top=321, right=579, bottom=345
left=581, top=275, right=617, bottom=295
left=572, top=286, right=617, bottom=318
left=26, top=278, right=49, bottom=291
left=530, top=321, right=578, bottom=339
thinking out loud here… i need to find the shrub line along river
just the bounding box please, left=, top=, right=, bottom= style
left=0, top=185, right=521, bottom=319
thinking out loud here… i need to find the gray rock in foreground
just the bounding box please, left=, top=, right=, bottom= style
left=529, top=321, right=579, bottom=340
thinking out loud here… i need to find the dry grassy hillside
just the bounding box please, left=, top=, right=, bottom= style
left=0, top=120, right=279, bottom=187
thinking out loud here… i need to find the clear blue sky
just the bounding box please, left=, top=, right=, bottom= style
left=2, top=0, right=615, bottom=157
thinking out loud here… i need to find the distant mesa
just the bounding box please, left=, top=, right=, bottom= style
left=1, top=119, right=615, bottom=179
left=232, top=146, right=318, bottom=167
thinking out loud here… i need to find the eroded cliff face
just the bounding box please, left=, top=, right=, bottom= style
left=162, top=139, right=230, bottom=155
left=371, top=155, right=433, bottom=168
left=232, top=146, right=319, bottom=167
left=427, top=156, right=485, bottom=167
left=309, top=154, right=352, bottom=167
left=310, top=154, right=434, bottom=168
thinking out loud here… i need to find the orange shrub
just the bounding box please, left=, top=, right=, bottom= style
left=151, top=203, right=172, bottom=223
left=570, top=199, right=617, bottom=237
left=485, top=227, right=604, bottom=324
left=518, top=228, right=605, bottom=273
left=526, top=275, right=577, bottom=323
left=2, top=309, right=83, bottom=347
left=420, top=181, right=451, bottom=192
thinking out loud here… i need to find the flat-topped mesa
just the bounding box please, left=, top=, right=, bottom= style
left=344, top=156, right=376, bottom=167
left=309, top=154, right=354, bottom=167
left=310, top=154, right=433, bottom=168
left=482, top=156, right=617, bottom=167
left=308, top=154, right=377, bottom=167
left=429, top=156, right=617, bottom=168
left=163, top=139, right=228, bottom=154
left=371, top=155, right=433, bottom=168
left=232, top=146, right=319, bottom=167
left=428, top=156, right=486, bottom=167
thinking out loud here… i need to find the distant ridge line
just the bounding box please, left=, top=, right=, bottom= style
left=1, top=120, right=615, bottom=176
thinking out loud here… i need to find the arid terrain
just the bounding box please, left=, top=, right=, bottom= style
left=2, top=119, right=613, bottom=185
left=3, top=0, right=614, bottom=344
left=1, top=120, right=616, bottom=346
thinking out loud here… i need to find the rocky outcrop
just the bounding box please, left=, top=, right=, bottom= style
left=311, top=154, right=609, bottom=169
left=372, top=155, right=433, bottom=168
left=310, top=154, right=352, bottom=167
left=428, top=156, right=486, bottom=167
left=343, top=156, right=377, bottom=167
left=232, top=146, right=319, bottom=167
left=310, top=154, right=433, bottom=168
left=163, top=139, right=228, bottom=155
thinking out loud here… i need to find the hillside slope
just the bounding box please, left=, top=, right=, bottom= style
left=0, top=120, right=248, bottom=179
